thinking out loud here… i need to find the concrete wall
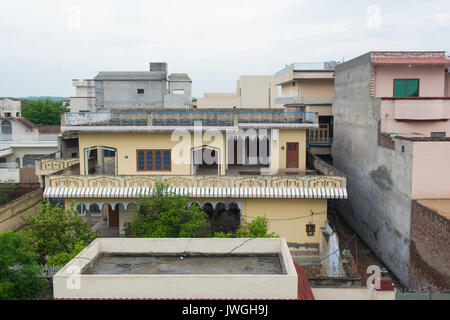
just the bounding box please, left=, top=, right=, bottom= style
left=53, top=238, right=298, bottom=299
left=411, top=141, right=450, bottom=198
left=96, top=80, right=166, bottom=110
left=332, top=53, right=413, bottom=285
left=0, top=169, right=20, bottom=182
left=0, top=99, right=21, bottom=117
left=0, top=188, right=42, bottom=232
left=197, top=75, right=278, bottom=109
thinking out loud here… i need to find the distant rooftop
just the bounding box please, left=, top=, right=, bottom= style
left=275, top=61, right=340, bottom=77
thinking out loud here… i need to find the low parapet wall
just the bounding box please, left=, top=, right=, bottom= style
left=0, top=188, right=42, bottom=232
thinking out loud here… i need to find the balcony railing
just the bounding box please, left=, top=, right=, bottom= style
left=275, top=96, right=334, bottom=105
left=0, top=134, right=61, bottom=142
left=307, top=127, right=332, bottom=145
left=0, top=162, right=19, bottom=169
left=61, top=109, right=317, bottom=127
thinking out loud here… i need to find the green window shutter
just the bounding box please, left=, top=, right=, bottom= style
left=394, top=80, right=406, bottom=97
left=406, top=79, right=419, bottom=97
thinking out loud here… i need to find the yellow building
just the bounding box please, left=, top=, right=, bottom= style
left=39, top=108, right=347, bottom=249
left=274, top=62, right=339, bottom=159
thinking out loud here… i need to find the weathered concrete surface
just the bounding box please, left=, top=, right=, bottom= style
left=331, top=53, right=412, bottom=286
left=84, top=254, right=284, bottom=275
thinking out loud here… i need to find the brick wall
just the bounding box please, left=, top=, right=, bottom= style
left=409, top=200, right=450, bottom=289
left=377, top=120, right=395, bottom=150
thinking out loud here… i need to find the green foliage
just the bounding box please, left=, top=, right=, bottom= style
left=21, top=201, right=97, bottom=265
left=0, top=181, right=14, bottom=206
left=0, top=231, right=44, bottom=300
left=130, top=181, right=210, bottom=238
left=214, top=215, right=279, bottom=238
left=47, top=241, right=87, bottom=267
left=21, top=99, right=69, bottom=125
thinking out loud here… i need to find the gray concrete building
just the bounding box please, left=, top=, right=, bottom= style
left=331, top=51, right=450, bottom=287
left=94, top=62, right=192, bottom=110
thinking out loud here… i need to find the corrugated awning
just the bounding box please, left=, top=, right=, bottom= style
left=43, top=187, right=347, bottom=199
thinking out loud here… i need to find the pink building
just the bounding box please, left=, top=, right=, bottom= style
left=332, top=51, right=450, bottom=289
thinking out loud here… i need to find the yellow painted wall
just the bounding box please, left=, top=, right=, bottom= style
left=78, top=132, right=226, bottom=175
left=271, top=129, right=306, bottom=171
left=299, top=79, right=334, bottom=97
left=66, top=196, right=326, bottom=244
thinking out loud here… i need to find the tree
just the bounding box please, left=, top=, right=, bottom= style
left=130, top=181, right=210, bottom=238
left=21, top=201, right=98, bottom=265
left=0, top=231, right=44, bottom=300
left=21, top=99, right=69, bottom=125
left=0, top=181, right=14, bottom=206
left=47, top=241, right=87, bottom=267
left=214, top=215, right=279, bottom=238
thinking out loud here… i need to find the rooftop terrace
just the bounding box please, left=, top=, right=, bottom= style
left=60, top=108, right=317, bottom=130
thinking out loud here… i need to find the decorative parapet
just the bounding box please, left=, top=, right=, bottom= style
left=35, top=158, right=80, bottom=176
left=46, top=173, right=346, bottom=189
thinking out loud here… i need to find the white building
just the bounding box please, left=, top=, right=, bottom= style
left=0, top=98, right=21, bottom=117
left=0, top=117, right=60, bottom=182
left=69, top=79, right=95, bottom=112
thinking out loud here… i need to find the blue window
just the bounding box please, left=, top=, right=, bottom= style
left=138, top=151, right=145, bottom=170
left=163, top=151, right=170, bottom=170
left=155, top=151, right=161, bottom=170
left=137, top=149, right=170, bottom=171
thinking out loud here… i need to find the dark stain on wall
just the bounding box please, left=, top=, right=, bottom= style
left=370, top=165, right=393, bottom=191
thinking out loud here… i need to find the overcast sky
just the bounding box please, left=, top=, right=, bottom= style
left=1, top=0, right=449, bottom=98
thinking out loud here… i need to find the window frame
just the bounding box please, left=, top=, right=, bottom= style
left=393, top=79, right=420, bottom=97
left=136, top=149, right=171, bottom=171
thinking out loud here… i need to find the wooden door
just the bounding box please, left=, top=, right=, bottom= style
left=286, top=142, right=299, bottom=168
left=108, top=204, right=119, bottom=228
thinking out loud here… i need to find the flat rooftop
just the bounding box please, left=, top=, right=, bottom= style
left=417, top=199, right=450, bottom=219
left=83, top=253, right=284, bottom=275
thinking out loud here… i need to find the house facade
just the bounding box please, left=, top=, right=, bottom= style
left=274, top=62, right=339, bottom=160
left=94, top=62, right=192, bottom=110
left=0, top=117, right=60, bottom=182
left=39, top=108, right=347, bottom=254
left=331, top=51, right=450, bottom=287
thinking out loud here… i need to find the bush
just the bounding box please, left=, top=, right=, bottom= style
left=214, top=215, right=279, bottom=238
left=0, top=231, right=44, bottom=300
left=21, top=201, right=97, bottom=265
left=130, top=182, right=210, bottom=238
left=47, top=241, right=87, bottom=267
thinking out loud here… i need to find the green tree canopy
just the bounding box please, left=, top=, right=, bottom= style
left=130, top=182, right=278, bottom=239
left=21, top=201, right=98, bottom=265
left=0, top=231, right=44, bottom=300
left=214, top=215, right=279, bottom=238
left=21, top=99, right=69, bottom=125
left=130, top=182, right=210, bottom=238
